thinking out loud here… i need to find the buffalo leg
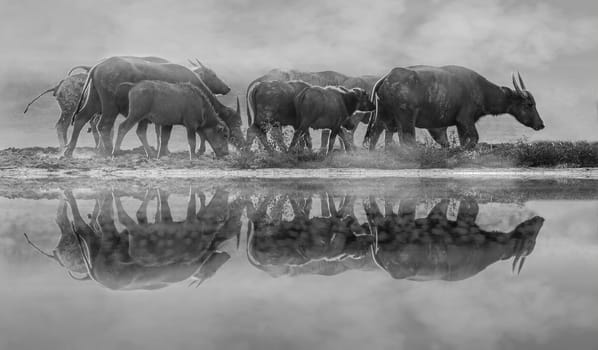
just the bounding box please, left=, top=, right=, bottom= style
left=113, top=114, right=142, bottom=157
left=197, top=132, right=206, bottom=155
left=114, top=194, right=136, bottom=229
left=55, top=112, right=69, bottom=150
left=136, top=189, right=153, bottom=225
left=154, top=123, right=161, bottom=150
left=363, top=196, right=383, bottom=228
left=338, top=128, right=353, bottom=152
left=186, top=187, right=196, bottom=221
left=320, top=130, right=331, bottom=153
left=89, top=115, right=101, bottom=149
left=63, top=190, right=93, bottom=237
left=303, top=131, right=313, bottom=150
left=397, top=199, right=416, bottom=227
left=96, top=103, right=120, bottom=156
left=398, top=108, right=417, bottom=146
left=384, top=196, right=395, bottom=217
left=457, top=198, right=479, bottom=225
left=427, top=128, right=450, bottom=148
left=63, top=86, right=101, bottom=158
left=186, top=127, right=197, bottom=160
left=456, top=120, right=479, bottom=149
left=135, top=120, right=155, bottom=158
left=327, top=130, right=338, bottom=154
left=64, top=114, right=93, bottom=157
left=320, top=192, right=331, bottom=217
left=427, top=199, right=450, bottom=227
left=154, top=123, right=170, bottom=155
left=245, top=124, right=259, bottom=149
left=96, top=191, right=119, bottom=244
left=158, top=125, right=173, bottom=158
left=63, top=108, right=100, bottom=158
left=289, top=129, right=305, bottom=152
left=156, top=190, right=172, bottom=223
left=366, top=119, right=386, bottom=151
left=384, top=130, right=396, bottom=149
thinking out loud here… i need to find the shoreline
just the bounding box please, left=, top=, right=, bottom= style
left=2, top=167, right=597, bottom=179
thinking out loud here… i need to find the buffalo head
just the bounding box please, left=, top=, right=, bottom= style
left=188, top=58, right=231, bottom=95
left=219, top=97, right=247, bottom=152
left=202, top=124, right=230, bottom=158
left=507, top=72, right=545, bottom=131
left=352, top=88, right=376, bottom=113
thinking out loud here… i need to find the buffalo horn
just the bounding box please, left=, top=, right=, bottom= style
left=195, top=58, right=206, bottom=68
left=517, top=72, right=527, bottom=91
left=512, top=73, right=523, bottom=94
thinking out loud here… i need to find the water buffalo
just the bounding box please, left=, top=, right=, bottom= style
left=291, top=86, right=375, bottom=154
left=364, top=197, right=544, bottom=280
left=246, top=80, right=310, bottom=151
left=65, top=56, right=232, bottom=157
left=113, top=81, right=230, bottom=159
left=23, top=66, right=101, bottom=150
left=246, top=69, right=380, bottom=151
left=246, top=193, right=373, bottom=277
left=44, top=188, right=241, bottom=290
left=365, top=66, right=545, bottom=149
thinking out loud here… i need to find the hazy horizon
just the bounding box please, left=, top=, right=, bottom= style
left=1, top=0, right=597, bottom=149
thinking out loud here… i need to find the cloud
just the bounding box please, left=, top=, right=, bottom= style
left=1, top=0, right=597, bottom=146
left=400, top=0, right=598, bottom=72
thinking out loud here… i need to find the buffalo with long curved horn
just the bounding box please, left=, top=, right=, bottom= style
left=365, top=65, right=545, bottom=149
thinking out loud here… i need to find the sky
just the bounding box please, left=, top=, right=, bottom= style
left=0, top=0, right=597, bottom=147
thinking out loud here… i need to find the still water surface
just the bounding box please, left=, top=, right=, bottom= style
left=1, top=178, right=597, bottom=350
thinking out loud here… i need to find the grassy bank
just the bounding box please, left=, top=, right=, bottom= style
left=231, top=141, right=598, bottom=169
left=1, top=141, right=596, bottom=170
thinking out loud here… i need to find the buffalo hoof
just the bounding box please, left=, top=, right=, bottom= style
left=111, top=150, right=126, bottom=158
left=60, top=149, right=74, bottom=159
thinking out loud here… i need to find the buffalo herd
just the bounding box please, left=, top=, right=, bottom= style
left=24, top=56, right=546, bottom=159
left=25, top=189, right=544, bottom=290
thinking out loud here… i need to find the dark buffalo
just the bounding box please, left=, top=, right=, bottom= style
left=246, top=69, right=380, bottom=151
left=65, top=56, right=233, bottom=157
left=113, top=81, right=230, bottom=159
left=246, top=80, right=310, bottom=151
left=23, top=66, right=101, bottom=150
left=26, top=188, right=246, bottom=289
left=49, top=188, right=241, bottom=290
left=365, top=65, right=545, bottom=149
left=246, top=193, right=373, bottom=277
left=292, top=86, right=375, bottom=154
left=364, top=197, right=544, bottom=280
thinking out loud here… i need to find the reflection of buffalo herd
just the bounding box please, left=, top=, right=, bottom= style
left=25, top=189, right=544, bottom=290
left=24, top=56, right=545, bottom=158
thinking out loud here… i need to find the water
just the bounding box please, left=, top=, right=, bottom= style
left=1, top=178, right=597, bottom=350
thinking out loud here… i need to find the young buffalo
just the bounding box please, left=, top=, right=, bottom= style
left=113, top=81, right=229, bottom=159
left=291, top=86, right=375, bottom=154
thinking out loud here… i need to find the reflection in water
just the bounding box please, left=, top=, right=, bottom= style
left=247, top=193, right=544, bottom=280
left=364, top=197, right=544, bottom=281
left=26, top=189, right=246, bottom=290
left=247, top=193, right=375, bottom=277
left=25, top=188, right=544, bottom=290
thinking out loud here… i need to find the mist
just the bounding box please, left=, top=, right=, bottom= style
left=1, top=0, right=597, bottom=148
